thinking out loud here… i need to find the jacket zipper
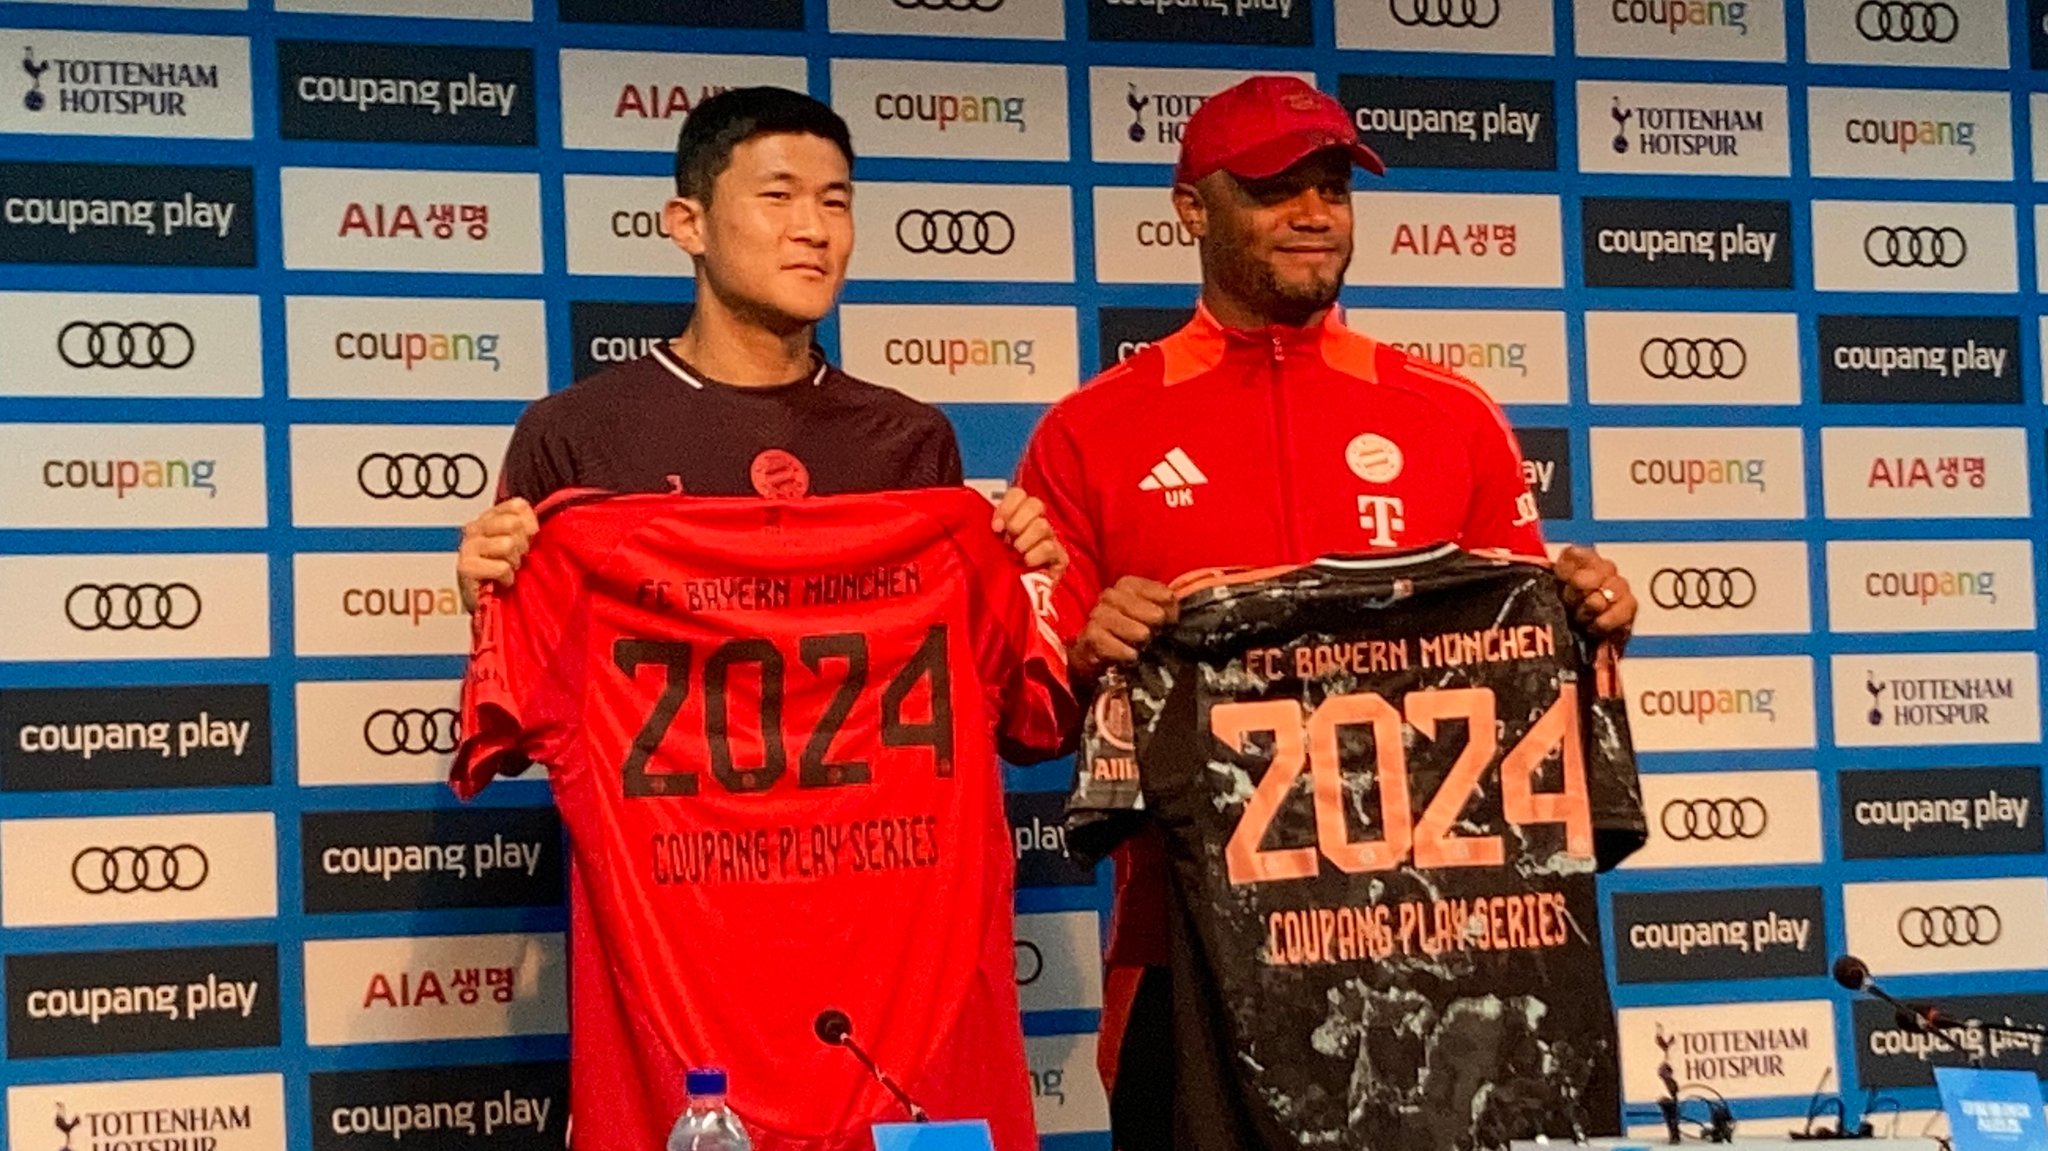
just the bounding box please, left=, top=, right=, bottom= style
left=1269, top=336, right=1302, bottom=557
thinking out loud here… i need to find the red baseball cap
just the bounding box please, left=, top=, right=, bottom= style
left=1174, top=75, right=1386, bottom=186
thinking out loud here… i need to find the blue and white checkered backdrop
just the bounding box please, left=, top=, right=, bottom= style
left=1, top=0, right=2046, bottom=1146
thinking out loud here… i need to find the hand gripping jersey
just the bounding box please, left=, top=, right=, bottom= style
left=1066, top=546, right=1646, bottom=1151
left=454, top=487, right=1076, bottom=1151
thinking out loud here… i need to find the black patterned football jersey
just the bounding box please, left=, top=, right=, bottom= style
left=1067, top=545, right=1647, bottom=1151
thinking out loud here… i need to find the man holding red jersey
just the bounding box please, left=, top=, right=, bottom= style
left=1014, top=75, right=1640, bottom=1150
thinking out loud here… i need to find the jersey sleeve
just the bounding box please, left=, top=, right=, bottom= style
left=1013, top=404, right=1102, bottom=650
left=1457, top=388, right=1549, bottom=557
left=1062, top=667, right=1146, bottom=866
left=450, top=541, right=576, bottom=800
left=1582, top=635, right=1648, bottom=872
left=988, top=560, right=1080, bottom=766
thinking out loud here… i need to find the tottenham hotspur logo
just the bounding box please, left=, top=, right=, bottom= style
left=1610, top=98, right=1631, bottom=154
left=1125, top=83, right=1150, bottom=144
left=54, top=1103, right=81, bottom=1151
left=1866, top=672, right=1886, bottom=726
left=22, top=47, right=49, bottom=113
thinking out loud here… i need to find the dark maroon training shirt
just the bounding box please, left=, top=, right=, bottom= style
left=498, top=343, right=963, bottom=502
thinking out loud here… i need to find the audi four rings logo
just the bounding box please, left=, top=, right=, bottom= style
left=1650, top=567, right=1757, bottom=610
left=65, top=583, right=202, bottom=631
left=1856, top=0, right=1960, bottom=42
left=894, top=0, right=1004, bottom=8
left=1865, top=226, right=1968, bottom=268
left=1390, top=0, right=1501, bottom=26
left=1640, top=338, right=1747, bottom=380
left=1015, top=939, right=1043, bottom=985
left=356, top=453, right=490, bottom=501
left=1660, top=797, right=1769, bottom=841
left=58, top=321, right=195, bottom=370
left=1898, top=905, right=2002, bottom=947
left=71, top=844, right=209, bottom=894
left=364, top=708, right=461, bottom=755
left=896, top=209, right=1015, bottom=256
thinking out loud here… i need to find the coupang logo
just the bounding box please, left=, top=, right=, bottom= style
left=1832, top=337, right=2006, bottom=382
left=1819, top=315, right=2020, bottom=405
left=872, top=89, right=1027, bottom=133
left=1595, top=219, right=1776, bottom=265
left=41, top=455, right=217, bottom=500
left=333, top=329, right=501, bottom=373
left=1629, top=453, right=1769, bottom=495
left=1357, top=100, right=1544, bottom=148
left=1843, top=113, right=1976, bottom=156
left=1391, top=336, right=1527, bottom=379
left=343, top=584, right=464, bottom=627
left=1607, top=0, right=1751, bottom=35
left=1091, top=0, right=1312, bottom=46
left=1863, top=567, right=1999, bottom=607
left=0, top=161, right=255, bottom=268
left=277, top=41, right=532, bottom=147
left=5, top=190, right=234, bottom=238
left=1637, top=682, right=1778, bottom=727
left=883, top=333, right=1036, bottom=377
left=291, top=71, right=519, bottom=121
left=1582, top=198, right=1791, bottom=288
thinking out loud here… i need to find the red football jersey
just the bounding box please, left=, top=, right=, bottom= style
left=1016, top=302, right=1547, bottom=975
left=453, top=487, right=1076, bottom=1151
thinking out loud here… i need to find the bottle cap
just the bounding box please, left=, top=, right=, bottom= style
left=686, top=1068, right=728, bottom=1097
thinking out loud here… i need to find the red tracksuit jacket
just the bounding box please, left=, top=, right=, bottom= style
left=1014, top=302, right=1548, bottom=1082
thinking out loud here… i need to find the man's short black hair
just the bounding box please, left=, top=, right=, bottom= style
left=673, top=86, right=856, bottom=202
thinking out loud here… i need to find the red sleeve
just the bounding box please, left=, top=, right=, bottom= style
left=954, top=497, right=1078, bottom=764
left=1013, top=403, right=1101, bottom=648
left=1457, top=387, right=1548, bottom=557
left=450, top=541, right=575, bottom=800
left=995, top=568, right=1079, bottom=764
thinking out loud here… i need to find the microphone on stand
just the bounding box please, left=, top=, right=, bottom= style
left=814, top=1009, right=929, bottom=1123
left=1656, top=1065, right=1682, bottom=1144
left=1832, top=955, right=1981, bottom=1066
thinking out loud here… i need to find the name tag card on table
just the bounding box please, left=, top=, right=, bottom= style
left=872, top=1121, right=994, bottom=1151
left=1939, top=1066, right=2048, bottom=1151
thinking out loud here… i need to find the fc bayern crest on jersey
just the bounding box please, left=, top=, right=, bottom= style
left=1345, top=433, right=1404, bottom=484
left=750, top=449, right=811, bottom=498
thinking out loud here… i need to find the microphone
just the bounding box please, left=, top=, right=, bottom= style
left=814, top=1009, right=929, bottom=1123
left=1656, top=1062, right=1682, bottom=1145
left=1830, top=954, right=1869, bottom=992
left=1832, top=955, right=1980, bottom=1066
left=1654, top=1028, right=1682, bottom=1145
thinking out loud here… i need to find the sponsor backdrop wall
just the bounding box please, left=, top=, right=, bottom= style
left=2, top=0, right=2048, bottom=1146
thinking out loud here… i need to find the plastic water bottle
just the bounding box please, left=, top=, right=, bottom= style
left=666, top=1068, right=752, bottom=1151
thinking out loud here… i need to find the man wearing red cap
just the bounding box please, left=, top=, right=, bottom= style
left=1014, top=75, right=1639, bottom=1149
